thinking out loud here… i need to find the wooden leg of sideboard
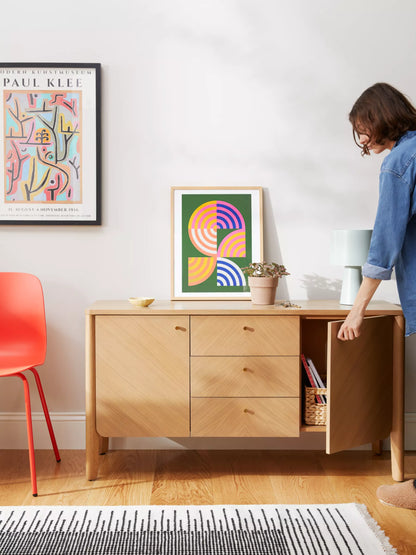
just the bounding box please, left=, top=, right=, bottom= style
left=86, top=314, right=100, bottom=480
left=99, top=436, right=109, bottom=455
left=391, top=315, right=405, bottom=481
left=86, top=425, right=100, bottom=480
left=372, top=440, right=382, bottom=455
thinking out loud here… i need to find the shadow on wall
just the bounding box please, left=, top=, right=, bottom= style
left=260, top=190, right=341, bottom=302
left=300, top=273, right=342, bottom=300
left=262, top=188, right=289, bottom=300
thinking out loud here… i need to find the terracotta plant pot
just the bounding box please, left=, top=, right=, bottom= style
left=248, top=276, right=279, bottom=305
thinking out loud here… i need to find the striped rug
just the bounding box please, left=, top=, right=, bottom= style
left=0, top=503, right=396, bottom=554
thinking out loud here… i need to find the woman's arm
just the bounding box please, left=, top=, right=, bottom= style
left=337, top=276, right=381, bottom=341
left=338, top=168, right=410, bottom=341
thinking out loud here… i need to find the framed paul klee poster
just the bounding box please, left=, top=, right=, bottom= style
left=171, top=187, right=263, bottom=300
left=0, top=63, right=101, bottom=224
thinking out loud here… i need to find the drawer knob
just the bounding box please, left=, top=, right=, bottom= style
left=244, top=408, right=255, bottom=415
left=174, top=326, right=187, bottom=332
left=242, top=367, right=253, bottom=373
left=243, top=326, right=254, bottom=332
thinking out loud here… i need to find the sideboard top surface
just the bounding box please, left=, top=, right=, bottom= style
left=86, top=299, right=402, bottom=316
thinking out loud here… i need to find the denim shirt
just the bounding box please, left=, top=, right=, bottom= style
left=362, top=130, right=416, bottom=336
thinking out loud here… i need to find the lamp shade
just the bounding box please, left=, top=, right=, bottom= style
left=330, top=229, right=372, bottom=267
left=330, top=229, right=373, bottom=305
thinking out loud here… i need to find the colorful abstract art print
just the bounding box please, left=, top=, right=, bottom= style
left=5, top=91, right=82, bottom=203
left=171, top=187, right=263, bottom=299
left=0, top=63, right=101, bottom=224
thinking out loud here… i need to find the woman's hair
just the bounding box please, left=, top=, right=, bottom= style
left=349, top=83, right=416, bottom=155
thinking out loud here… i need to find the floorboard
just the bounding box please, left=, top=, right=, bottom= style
left=0, top=449, right=415, bottom=553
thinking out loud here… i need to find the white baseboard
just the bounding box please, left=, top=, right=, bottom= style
left=0, top=412, right=86, bottom=450
left=0, top=412, right=415, bottom=451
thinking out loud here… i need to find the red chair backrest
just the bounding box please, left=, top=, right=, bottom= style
left=0, top=273, right=47, bottom=366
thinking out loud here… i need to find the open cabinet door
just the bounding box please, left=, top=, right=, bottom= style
left=326, top=316, right=393, bottom=454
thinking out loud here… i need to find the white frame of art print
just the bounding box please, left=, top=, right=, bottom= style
left=171, top=186, right=263, bottom=300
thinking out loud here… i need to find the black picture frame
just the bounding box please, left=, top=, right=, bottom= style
left=0, top=62, right=101, bottom=224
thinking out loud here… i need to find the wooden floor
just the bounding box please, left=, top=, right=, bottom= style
left=0, top=449, right=415, bottom=553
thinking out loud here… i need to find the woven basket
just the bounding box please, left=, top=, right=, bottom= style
left=304, top=386, right=327, bottom=425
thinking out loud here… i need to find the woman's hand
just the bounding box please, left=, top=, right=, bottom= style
left=337, top=276, right=381, bottom=341
left=337, top=309, right=364, bottom=341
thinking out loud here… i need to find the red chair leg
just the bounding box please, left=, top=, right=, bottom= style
left=17, top=373, right=37, bottom=497
left=30, top=367, right=61, bottom=462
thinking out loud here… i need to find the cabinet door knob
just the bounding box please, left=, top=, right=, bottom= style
left=243, top=326, right=254, bottom=332
left=174, top=326, right=187, bottom=332
left=243, top=408, right=255, bottom=415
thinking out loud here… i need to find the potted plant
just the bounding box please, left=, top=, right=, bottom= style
left=242, top=262, right=290, bottom=305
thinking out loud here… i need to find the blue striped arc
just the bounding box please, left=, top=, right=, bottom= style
left=216, top=258, right=246, bottom=287
left=216, top=202, right=244, bottom=230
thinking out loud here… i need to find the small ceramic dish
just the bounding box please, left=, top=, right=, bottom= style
left=128, top=297, right=155, bottom=307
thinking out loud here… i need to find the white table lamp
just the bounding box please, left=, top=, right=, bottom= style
left=330, top=229, right=372, bottom=305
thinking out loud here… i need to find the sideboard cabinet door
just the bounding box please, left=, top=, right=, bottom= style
left=95, top=315, right=189, bottom=437
left=326, top=316, right=393, bottom=453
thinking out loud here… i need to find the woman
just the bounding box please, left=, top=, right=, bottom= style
left=338, top=82, right=416, bottom=509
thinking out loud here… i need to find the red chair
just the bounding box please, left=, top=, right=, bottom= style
left=0, top=272, right=60, bottom=496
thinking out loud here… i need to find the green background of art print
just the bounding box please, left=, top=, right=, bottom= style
left=181, top=194, right=252, bottom=292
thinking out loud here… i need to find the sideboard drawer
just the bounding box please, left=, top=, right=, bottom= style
left=191, top=316, right=300, bottom=356
left=192, top=356, right=299, bottom=397
left=191, top=398, right=300, bottom=437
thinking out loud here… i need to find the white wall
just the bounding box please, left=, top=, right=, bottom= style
left=1, top=0, right=415, bottom=449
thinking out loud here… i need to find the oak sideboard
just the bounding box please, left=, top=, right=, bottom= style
left=85, top=300, right=404, bottom=481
